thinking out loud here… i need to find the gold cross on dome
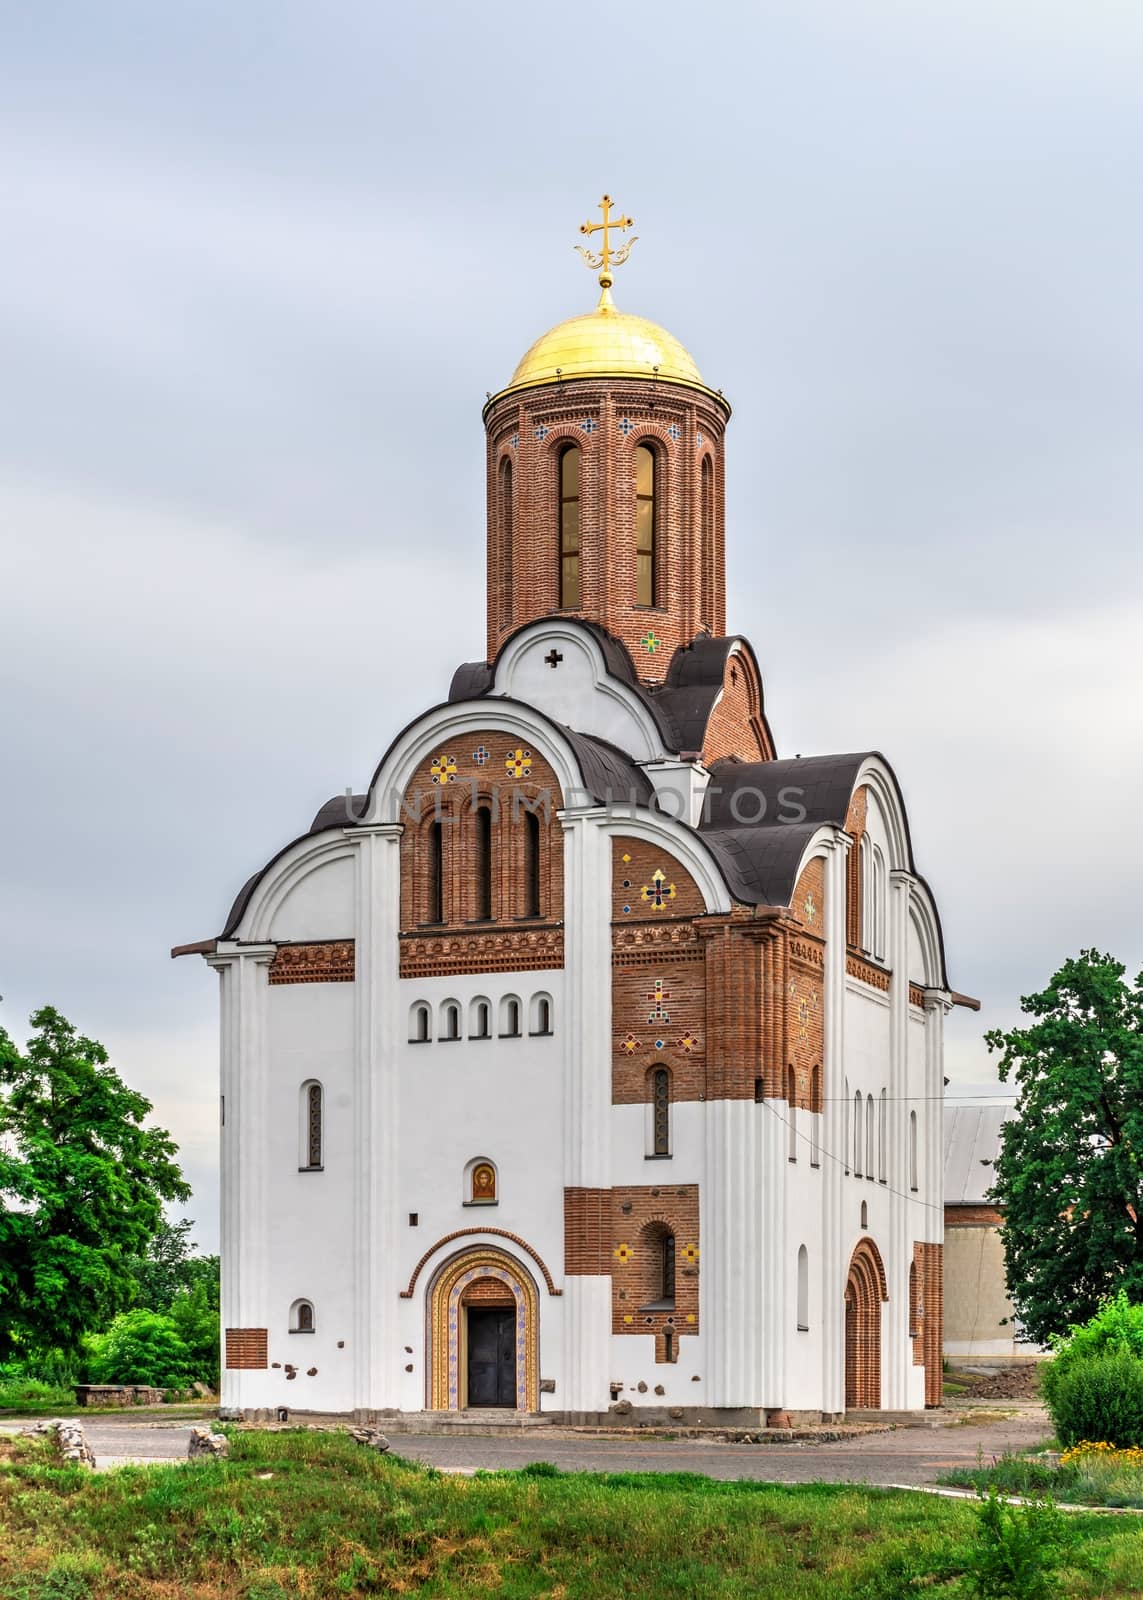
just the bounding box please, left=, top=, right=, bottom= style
left=576, top=194, right=638, bottom=287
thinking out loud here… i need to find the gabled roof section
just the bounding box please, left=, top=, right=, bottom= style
left=449, top=617, right=774, bottom=760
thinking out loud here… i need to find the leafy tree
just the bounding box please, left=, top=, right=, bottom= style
left=86, top=1310, right=194, bottom=1389
left=126, top=1218, right=219, bottom=1314
left=0, top=1007, right=190, bottom=1360
left=987, top=950, right=1143, bottom=1343
left=169, top=1282, right=220, bottom=1388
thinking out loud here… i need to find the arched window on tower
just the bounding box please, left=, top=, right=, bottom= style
left=700, top=455, right=714, bottom=627
left=640, top=1222, right=676, bottom=1307
left=498, top=456, right=513, bottom=629
left=426, top=818, right=444, bottom=925
left=635, top=444, right=657, bottom=606
left=475, top=802, right=492, bottom=921
left=558, top=445, right=581, bottom=608
left=523, top=810, right=541, bottom=918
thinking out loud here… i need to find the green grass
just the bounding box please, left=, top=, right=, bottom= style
left=2, top=1431, right=1143, bottom=1598
left=941, top=1449, right=1143, bottom=1510
left=0, top=1380, right=78, bottom=1418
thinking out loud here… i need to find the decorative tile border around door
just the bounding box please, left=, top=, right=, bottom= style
left=427, top=1245, right=540, bottom=1412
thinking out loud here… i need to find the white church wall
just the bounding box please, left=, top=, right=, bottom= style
left=266, top=854, right=355, bottom=942
left=238, top=980, right=358, bottom=1415
left=784, top=1145, right=826, bottom=1407
left=394, top=969, right=568, bottom=1406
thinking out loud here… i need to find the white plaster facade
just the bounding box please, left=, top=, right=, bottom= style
left=198, top=643, right=951, bottom=1422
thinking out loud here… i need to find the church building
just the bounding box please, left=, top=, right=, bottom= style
left=177, top=199, right=966, bottom=1423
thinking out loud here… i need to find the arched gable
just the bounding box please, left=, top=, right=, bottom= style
left=701, top=641, right=775, bottom=765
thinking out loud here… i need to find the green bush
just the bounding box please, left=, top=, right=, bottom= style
left=966, top=1487, right=1074, bottom=1600
left=1047, top=1351, right=1143, bottom=1449
left=168, top=1285, right=220, bottom=1389
left=1043, top=1292, right=1143, bottom=1411
left=85, top=1311, right=194, bottom=1390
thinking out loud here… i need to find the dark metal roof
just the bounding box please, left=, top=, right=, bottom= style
left=703, top=754, right=870, bottom=834
left=216, top=708, right=651, bottom=939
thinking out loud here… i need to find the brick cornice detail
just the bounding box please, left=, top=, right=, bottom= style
left=399, top=1228, right=561, bottom=1298
left=846, top=952, right=891, bottom=993
left=268, top=941, right=355, bottom=984
left=945, top=1204, right=1005, bottom=1228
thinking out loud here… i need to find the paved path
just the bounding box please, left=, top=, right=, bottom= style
left=4, top=1410, right=1051, bottom=1487
left=390, top=1412, right=1050, bottom=1487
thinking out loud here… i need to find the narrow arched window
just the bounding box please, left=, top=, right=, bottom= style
left=501, top=996, right=521, bottom=1038
left=290, top=1298, right=315, bottom=1333
left=475, top=803, right=492, bottom=921
left=859, top=837, right=871, bottom=954
left=530, top=994, right=552, bottom=1036
left=300, top=1082, right=322, bottom=1171
left=797, top=1245, right=809, bottom=1332
left=410, top=1002, right=431, bottom=1043
left=872, top=845, right=887, bottom=962
left=498, top=457, right=513, bottom=629
left=909, top=1110, right=919, bottom=1192
left=558, top=445, right=581, bottom=608
left=879, top=1088, right=888, bottom=1182
left=810, top=1067, right=821, bottom=1168
left=442, top=1001, right=460, bottom=1041
left=854, top=1092, right=863, bottom=1177
left=427, top=818, right=443, bottom=924
left=661, top=1230, right=676, bottom=1303
left=700, top=455, right=714, bottom=627
left=635, top=444, right=657, bottom=606
left=471, top=998, right=491, bottom=1039
left=866, top=1094, right=875, bottom=1181
left=861, top=1199, right=869, bottom=1229
left=523, top=810, right=541, bottom=918
left=652, top=1068, right=671, bottom=1156
left=787, top=1066, right=797, bottom=1162
left=844, top=1078, right=850, bottom=1174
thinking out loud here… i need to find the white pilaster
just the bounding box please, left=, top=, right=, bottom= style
left=207, top=941, right=275, bottom=1416
left=560, top=808, right=612, bottom=1412
left=820, top=838, right=848, bottom=1415
left=347, top=824, right=403, bottom=1414
left=885, top=870, right=912, bottom=1407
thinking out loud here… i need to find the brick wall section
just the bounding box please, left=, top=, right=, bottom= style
left=225, top=1328, right=268, bottom=1370
left=919, top=1242, right=943, bottom=1407
left=845, top=785, right=867, bottom=949
left=483, top=378, right=730, bottom=681
left=462, top=1276, right=516, bottom=1305
left=844, top=1238, right=887, bottom=1410
left=945, top=1204, right=1004, bottom=1228
left=398, top=733, right=565, bottom=978
left=268, top=941, right=355, bottom=984
left=563, top=1188, right=612, bottom=1275
left=611, top=1184, right=699, bottom=1359
left=701, top=649, right=775, bottom=765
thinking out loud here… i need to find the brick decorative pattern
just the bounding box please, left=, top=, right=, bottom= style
left=701, top=648, right=774, bottom=764
left=847, top=953, right=891, bottom=992
left=483, top=380, right=729, bottom=680
left=399, top=1227, right=561, bottom=1299
left=398, top=733, right=565, bottom=978
left=225, top=1328, right=268, bottom=1370
left=400, top=926, right=563, bottom=979
left=790, top=857, right=824, bottom=933
left=844, top=1238, right=888, bottom=1410
left=909, top=983, right=926, bottom=1008
left=462, top=1275, right=517, bottom=1304
left=612, top=839, right=708, bottom=1106
left=268, top=941, right=355, bottom=984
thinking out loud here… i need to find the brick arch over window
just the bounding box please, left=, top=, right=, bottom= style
left=400, top=1227, right=562, bottom=1299
left=844, top=1237, right=888, bottom=1410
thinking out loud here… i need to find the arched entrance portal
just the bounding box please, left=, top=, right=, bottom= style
left=844, top=1238, right=888, bottom=1410
left=427, top=1246, right=540, bottom=1412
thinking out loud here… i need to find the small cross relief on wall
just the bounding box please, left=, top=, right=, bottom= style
left=544, top=649, right=563, bottom=668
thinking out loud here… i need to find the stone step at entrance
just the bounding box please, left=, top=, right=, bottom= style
left=382, top=1409, right=556, bottom=1435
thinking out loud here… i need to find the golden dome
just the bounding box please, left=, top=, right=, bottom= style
left=497, top=286, right=721, bottom=404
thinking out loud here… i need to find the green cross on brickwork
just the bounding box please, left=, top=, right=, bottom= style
left=641, top=631, right=660, bottom=655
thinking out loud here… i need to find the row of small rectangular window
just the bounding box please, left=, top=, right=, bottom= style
left=409, top=993, right=552, bottom=1043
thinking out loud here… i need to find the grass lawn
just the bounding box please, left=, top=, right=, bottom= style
left=3, top=1432, right=1143, bottom=1599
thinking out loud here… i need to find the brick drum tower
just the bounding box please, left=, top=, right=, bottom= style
left=179, top=197, right=969, bottom=1424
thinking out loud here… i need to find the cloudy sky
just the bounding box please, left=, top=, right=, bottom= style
left=3, top=2, right=1141, bottom=1251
